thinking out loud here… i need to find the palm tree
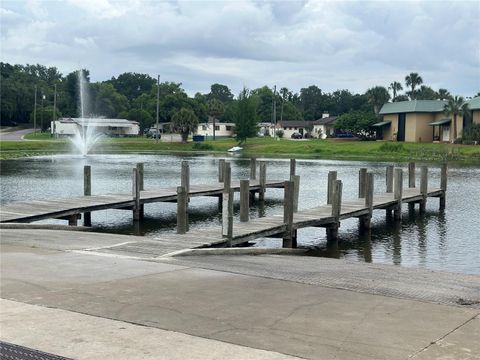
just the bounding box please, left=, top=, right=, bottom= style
left=405, top=73, right=423, bottom=100
left=444, top=96, right=468, bottom=141
left=388, top=81, right=403, bottom=101
left=172, top=108, right=199, bottom=143
left=365, top=86, right=391, bottom=115
left=207, top=99, right=225, bottom=140
left=437, top=88, right=451, bottom=100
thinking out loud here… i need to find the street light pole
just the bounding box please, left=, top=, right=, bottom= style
left=155, top=74, right=160, bottom=144
left=33, top=85, right=37, bottom=134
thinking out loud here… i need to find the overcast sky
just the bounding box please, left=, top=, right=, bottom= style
left=1, top=0, right=479, bottom=97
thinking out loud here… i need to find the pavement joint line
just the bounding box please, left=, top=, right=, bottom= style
left=81, top=241, right=139, bottom=251
left=408, top=313, right=480, bottom=358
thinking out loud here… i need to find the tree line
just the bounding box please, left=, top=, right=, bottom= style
left=1, top=62, right=477, bottom=141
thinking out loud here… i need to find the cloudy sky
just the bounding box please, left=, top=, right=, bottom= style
left=1, top=0, right=479, bottom=97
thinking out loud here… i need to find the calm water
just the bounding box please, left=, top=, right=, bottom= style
left=1, top=154, right=479, bottom=275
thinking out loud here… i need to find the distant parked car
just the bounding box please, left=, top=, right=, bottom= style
left=145, top=128, right=161, bottom=139
left=291, top=132, right=303, bottom=139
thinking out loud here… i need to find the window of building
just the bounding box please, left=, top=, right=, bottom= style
left=294, top=127, right=298, bottom=130
left=202, top=125, right=207, bottom=130
left=215, top=125, right=220, bottom=131
left=225, top=126, right=232, bottom=131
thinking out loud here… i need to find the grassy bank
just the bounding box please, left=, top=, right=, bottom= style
left=2, top=136, right=480, bottom=163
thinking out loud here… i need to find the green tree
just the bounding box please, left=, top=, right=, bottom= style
left=388, top=81, right=403, bottom=101
left=207, top=98, right=225, bottom=140
left=437, top=88, right=451, bottom=100
left=108, top=72, right=156, bottom=101
left=119, top=108, right=153, bottom=131
left=415, top=85, right=437, bottom=100
left=444, top=96, right=468, bottom=141
left=299, top=85, right=324, bottom=121
left=234, top=88, right=258, bottom=143
left=92, top=83, right=129, bottom=118
left=365, top=86, right=390, bottom=114
left=405, top=72, right=423, bottom=100
left=207, top=84, right=234, bottom=103
left=29, top=105, right=61, bottom=131
left=172, top=108, right=199, bottom=142
left=334, top=111, right=377, bottom=138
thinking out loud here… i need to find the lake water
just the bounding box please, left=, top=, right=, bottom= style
left=1, top=154, right=479, bottom=275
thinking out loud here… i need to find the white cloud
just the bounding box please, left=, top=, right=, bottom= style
left=1, top=0, right=479, bottom=96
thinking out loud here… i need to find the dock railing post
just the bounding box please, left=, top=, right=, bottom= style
left=327, top=171, right=337, bottom=205
left=83, top=165, right=92, bottom=226
left=132, top=167, right=141, bottom=221
left=408, top=162, right=416, bottom=212
left=218, top=159, right=225, bottom=183
left=290, top=158, right=296, bottom=177
left=250, top=158, right=257, bottom=180
left=240, top=179, right=249, bottom=222
left=282, top=180, right=294, bottom=248
left=419, top=166, right=428, bottom=214
left=358, top=168, right=367, bottom=198
left=136, top=162, right=145, bottom=218
left=360, top=173, right=374, bottom=229
left=386, top=165, right=394, bottom=217
left=327, top=180, right=342, bottom=239
left=177, top=186, right=187, bottom=234
left=291, top=175, right=300, bottom=213
left=440, top=162, right=447, bottom=209
left=394, top=168, right=403, bottom=221
left=259, top=162, right=266, bottom=201
left=222, top=162, right=231, bottom=236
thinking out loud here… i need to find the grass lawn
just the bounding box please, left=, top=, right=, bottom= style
left=2, top=135, right=480, bottom=163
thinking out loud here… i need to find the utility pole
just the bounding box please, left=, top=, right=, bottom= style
left=41, top=93, right=45, bottom=132
left=273, top=85, right=277, bottom=139
left=52, top=83, right=57, bottom=137
left=156, top=75, right=160, bottom=144
left=33, top=85, right=37, bottom=134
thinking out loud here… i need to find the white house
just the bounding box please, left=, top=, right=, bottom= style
left=275, top=115, right=337, bottom=139
left=196, top=121, right=235, bottom=138
left=52, top=118, right=140, bottom=137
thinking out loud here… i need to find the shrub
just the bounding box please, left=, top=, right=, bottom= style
left=275, top=130, right=284, bottom=138
left=462, top=124, right=480, bottom=143
left=192, top=142, right=213, bottom=150
left=379, top=142, right=404, bottom=152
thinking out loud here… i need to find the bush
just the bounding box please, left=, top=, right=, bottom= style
left=379, top=142, right=404, bottom=152
left=462, top=124, right=480, bottom=143
left=192, top=142, right=213, bottom=150
left=275, top=130, right=284, bottom=138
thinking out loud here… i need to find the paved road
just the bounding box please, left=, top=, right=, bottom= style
left=0, top=128, right=34, bottom=140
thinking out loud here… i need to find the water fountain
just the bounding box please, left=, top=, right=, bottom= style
left=70, top=70, right=103, bottom=156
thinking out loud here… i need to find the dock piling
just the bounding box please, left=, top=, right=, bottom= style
left=250, top=158, right=257, bottom=180
left=176, top=186, right=187, bottom=234
left=227, top=188, right=234, bottom=247
left=259, top=162, right=266, bottom=201
left=222, top=162, right=232, bottom=236
left=360, top=173, right=374, bottom=229
left=327, top=171, right=337, bottom=205
left=132, top=168, right=141, bottom=221
left=290, top=159, right=296, bottom=177
left=394, top=168, right=403, bottom=221
left=240, top=179, right=250, bottom=222
left=291, top=175, right=300, bottom=213
left=440, top=163, right=447, bottom=209
left=83, top=165, right=91, bottom=226
left=327, top=180, right=343, bottom=239
left=218, top=159, right=225, bottom=183
left=358, top=168, right=367, bottom=198
left=282, top=180, right=294, bottom=248
left=136, top=163, right=144, bottom=191
left=420, top=166, right=428, bottom=214
left=386, top=165, right=394, bottom=193
left=408, top=162, right=416, bottom=212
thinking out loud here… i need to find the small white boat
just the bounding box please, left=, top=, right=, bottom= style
left=227, top=146, right=243, bottom=152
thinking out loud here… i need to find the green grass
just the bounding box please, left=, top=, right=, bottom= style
left=2, top=136, right=480, bottom=163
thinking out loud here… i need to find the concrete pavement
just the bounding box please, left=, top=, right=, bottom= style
left=0, top=127, right=34, bottom=140
left=1, top=232, right=479, bottom=359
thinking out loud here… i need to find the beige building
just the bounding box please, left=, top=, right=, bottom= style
left=377, top=98, right=479, bottom=143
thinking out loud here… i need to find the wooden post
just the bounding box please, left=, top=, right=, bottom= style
left=419, top=166, right=428, bottom=214
left=227, top=188, right=234, bottom=247
left=440, top=162, right=447, bottom=209
left=291, top=175, right=300, bottom=213
left=218, top=159, right=225, bottom=183
left=290, top=158, right=296, bottom=177
left=360, top=173, right=374, bottom=229
left=222, top=162, right=231, bottom=236
left=181, top=161, right=190, bottom=196
left=408, top=162, right=416, bottom=188
left=393, top=168, right=403, bottom=221
left=68, top=215, right=78, bottom=226
left=386, top=165, right=394, bottom=193
left=176, top=186, right=187, bottom=234
left=259, top=162, right=266, bottom=201
left=282, top=180, right=294, bottom=248
left=250, top=158, right=257, bottom=180
left=358, top=168, right=367, bottom=198
left=132, top=168, right=141, bottom=221
left=240, top=179, right=249, bottom=222
left=327, top=171, right=337, bottom=205
left=327, top=180, right=342, bottom=239
left=136, top=163, right=144, bottom=191
left=83, top=165, right=91, bottom=226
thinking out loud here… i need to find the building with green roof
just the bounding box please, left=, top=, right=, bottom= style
left=376, top=98, right=479, bottom=143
